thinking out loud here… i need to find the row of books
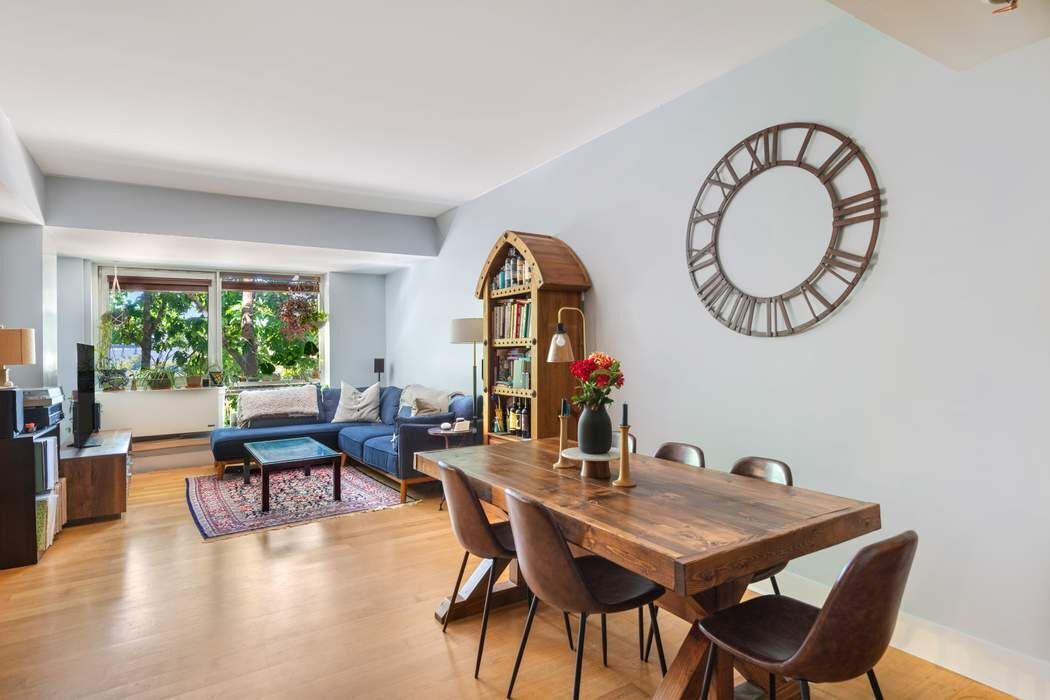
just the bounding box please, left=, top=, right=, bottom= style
left=492, top=300, right=532, bottom=339
left=494, top=349, right=530, bottom=390
left=35, top=477, right=67, bottom=552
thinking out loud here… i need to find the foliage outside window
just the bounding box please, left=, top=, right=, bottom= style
left=220, top=272, right=326, bottom=383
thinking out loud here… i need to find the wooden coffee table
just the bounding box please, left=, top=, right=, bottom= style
left=242, top=437, right=342, bottom=513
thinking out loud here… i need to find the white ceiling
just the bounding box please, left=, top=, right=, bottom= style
left=45, top=227, right=426, bottom=274
left=0, top=1, right=841, bottom=217
left=830, top=0, right=1050, bottom=69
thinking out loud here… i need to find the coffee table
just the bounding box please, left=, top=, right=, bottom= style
left=242, top=437, right=342, bottom=513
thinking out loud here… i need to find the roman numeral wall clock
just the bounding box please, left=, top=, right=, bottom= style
left=686, top=122, right=885, bottom=337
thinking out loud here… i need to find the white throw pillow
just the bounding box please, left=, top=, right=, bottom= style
left=332, top=381, right=381, bottom=423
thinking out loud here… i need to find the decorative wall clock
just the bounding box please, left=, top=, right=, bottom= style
left=685, top=122, right=884, bottom=336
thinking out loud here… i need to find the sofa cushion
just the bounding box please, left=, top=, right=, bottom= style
left=211, top=421, right=352, bottom=462
left=320, top=387, right=341, bottom=422
left=241, top=415, right=319, bottom=429
left=236, top=384, right=319, bottom=427
left=379, top=386, right=403, bottom=424
left=333, top=381, right=381, bottom=422
left=449, top=395, right=474, bottom=420
left=338, top=423, right=396, bottom=460
left=361, top=435, right=398, bottom=476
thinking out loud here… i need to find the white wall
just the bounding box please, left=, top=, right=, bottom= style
left=55, top=256, right=91, bottom=393
left=385, top=18, right=1050, bottom=695
left=0, top=111, right=43, bottom=224
left=327, top=272, right=386, bottom=388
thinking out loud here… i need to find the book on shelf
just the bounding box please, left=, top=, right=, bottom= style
left=492, top=299, right=531, bottom=340
left=493, top=348, right=531, bottom=390
left=490, top=247, right=532, bottom=290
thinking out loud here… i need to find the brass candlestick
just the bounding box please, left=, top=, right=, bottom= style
left=553, top=413, right=573, bottom=469
left=612, top=425, right=636, bottom=487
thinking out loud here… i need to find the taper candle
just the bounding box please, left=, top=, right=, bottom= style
left=622, top=402, right=628, bottom=427
left=562, top=398, right=571, bottom=415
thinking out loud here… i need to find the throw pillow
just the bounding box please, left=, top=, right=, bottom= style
left=412, top=396, right=443, bottom=416
left=237, top=384, right=319, bottom=427
left=332, top=381, right=381, bottom=423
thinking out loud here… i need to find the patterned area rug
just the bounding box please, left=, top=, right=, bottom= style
left=186, top=465, right=409, bottom=540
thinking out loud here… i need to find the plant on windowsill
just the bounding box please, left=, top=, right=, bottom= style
left=140, top=366, right=174, bottom=390
left=178, top=353, right=207, bottom=388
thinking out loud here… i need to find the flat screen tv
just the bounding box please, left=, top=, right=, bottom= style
left=74, top=342, right=100, bottom=447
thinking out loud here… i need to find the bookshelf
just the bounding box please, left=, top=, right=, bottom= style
left=475, top=231, right=590, bottom=444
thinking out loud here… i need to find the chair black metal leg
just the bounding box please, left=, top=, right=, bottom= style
left=599, top=613, right=609, bottom=666
left=699, top=644, right=717, bottom=699
left=474, top=560, right=498, bottom=678
left=799, top=680, right=811, bottom=700
left=572, top=613, right=588, bottom=700
left=769, top=673, right=776, bottom=700
left=443, top=550, right=469, bottom=633
left=506, top=595, right=539, bottom=698
left=644, top=607, right=657, bottom=661
left=867, top=669, right=884, bottom=700
left=771, top=575, right=781, bottom=596
left=563, top=612, right=575, bottom=651
left=647, top=602, right=667, bottom=675
left=638, top=607, right=644, bottom=659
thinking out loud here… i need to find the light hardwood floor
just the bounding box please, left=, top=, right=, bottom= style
left=0, top=466, right=1008, bottom=699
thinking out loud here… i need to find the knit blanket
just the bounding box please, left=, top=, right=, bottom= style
left=237, top=384, right=318, bottom=427
left=399, top=384, right=458, bottom=416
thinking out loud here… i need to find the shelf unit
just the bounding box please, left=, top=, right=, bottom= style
left=476, top=231, right=590, bottom=444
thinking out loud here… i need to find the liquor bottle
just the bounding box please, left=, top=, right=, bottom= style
left=520, top=400, right=530, bottom=439
left=517, top=254, right=525, bottom=286
left=507, top=399, right=518, bottom=435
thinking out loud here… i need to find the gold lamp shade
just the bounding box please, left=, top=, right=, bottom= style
left=0, top=326, right=36, bottom=388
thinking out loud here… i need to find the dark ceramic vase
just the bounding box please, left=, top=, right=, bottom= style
left=578, top=404, right=612, bottom=455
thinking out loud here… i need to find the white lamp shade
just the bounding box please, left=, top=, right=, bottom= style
left=450, top=317, right=484, bottom=344
left=546, top=325, right=575, bottom=363
left=0, top=327, right=35, bottom=365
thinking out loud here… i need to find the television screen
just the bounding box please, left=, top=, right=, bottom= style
left=74, top=343, right=97, bottom=446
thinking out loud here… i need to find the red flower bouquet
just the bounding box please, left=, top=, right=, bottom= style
left=570, top=351, right=624, bottom=410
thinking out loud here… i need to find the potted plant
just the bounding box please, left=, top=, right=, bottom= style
left=278, top=294, right=328, bottom=339
left=570, top=352, right=625, bottom=454
left=208, top=364, right=224, bottom=388
left=95, top=313, right=129, bottom=391
left=184, top=355, right=206, bottom=388
left=141, top=367, right=174, bottom=390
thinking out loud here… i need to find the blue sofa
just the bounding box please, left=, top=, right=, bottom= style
left=210, top=385, right=477, bottom=501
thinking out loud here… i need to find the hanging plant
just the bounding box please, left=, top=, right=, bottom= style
left=278, top=294, right=328, bottom=339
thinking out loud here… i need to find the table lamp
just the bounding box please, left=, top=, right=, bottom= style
left=0, top=326, right=36, bottom=388
left=450, top=318, right=483, bottom=418
left=546, top=306, right=587, bottom=362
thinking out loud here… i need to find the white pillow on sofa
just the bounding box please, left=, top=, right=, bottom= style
left=332, top=381, right=381, bottom=423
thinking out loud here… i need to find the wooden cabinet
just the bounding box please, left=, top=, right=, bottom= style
left=475, top=231, right=590, bottom=443
left=60, top=429, right=131, bottom=523
left=0, top=424, right=60, bottom=569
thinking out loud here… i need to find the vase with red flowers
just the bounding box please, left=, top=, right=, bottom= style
left=570, top=351, right=624, bottom=454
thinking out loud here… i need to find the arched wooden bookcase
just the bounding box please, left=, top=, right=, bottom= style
left=475, top=231, right=591, bottom=443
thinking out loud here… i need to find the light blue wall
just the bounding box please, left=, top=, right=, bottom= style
left=0, top=223, right=45, bottom=386
left=327, top=272, right=386, bottom=388
left=384, top=16, right=1050, bottom=681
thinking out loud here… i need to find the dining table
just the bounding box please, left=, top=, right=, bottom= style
left=415, top=437, right=880, bottom=699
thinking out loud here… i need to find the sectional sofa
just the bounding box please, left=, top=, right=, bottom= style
left=210, top=385, right=477, bottom=501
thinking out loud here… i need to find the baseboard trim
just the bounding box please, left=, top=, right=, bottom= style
left=749, top=572, right=1050, bottom=698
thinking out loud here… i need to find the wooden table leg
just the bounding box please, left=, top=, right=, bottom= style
left=434, top=557, right=526, bottom=623
left=262, top=467, right=271, bottom=512
left=653, top=577, right=750, bottom=700
left=332, top=457, right=341, bottom=502
left=243, top=455, right=251, bottom=485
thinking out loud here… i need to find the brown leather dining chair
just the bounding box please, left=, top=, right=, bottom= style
left=653, top=441, right=705, bottom=468
left=731, top=456, right=794, bottom=595
left=437, top=461, right=575, bottom=678
left=503, top=488, right=668, bottom=699
left=697, top=531, right=918, bottom=700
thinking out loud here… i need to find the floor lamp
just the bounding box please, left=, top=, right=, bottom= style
left=450, top=318, right=483, bottom=419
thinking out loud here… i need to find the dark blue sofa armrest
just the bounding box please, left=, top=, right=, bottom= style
left=396, top=420, right=483, bottom=478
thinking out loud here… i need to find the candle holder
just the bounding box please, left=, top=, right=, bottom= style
left=553, top=412, right=573, bottom=469
left=612, top=424, right=636, bottom=488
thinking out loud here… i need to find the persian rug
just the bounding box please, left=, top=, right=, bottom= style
left=186, top=465, right=410, bottom=540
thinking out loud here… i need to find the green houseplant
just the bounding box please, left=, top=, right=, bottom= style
left=183, top=354, right=207, bottom=388
left=140, top=366, right=174, bottom=390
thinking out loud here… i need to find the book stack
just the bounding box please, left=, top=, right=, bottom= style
left=495, top=349, right=531, bottom=390
left=493, top=300, right=532, bottom=339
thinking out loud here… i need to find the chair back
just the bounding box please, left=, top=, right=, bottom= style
left=438, top=461, right=513, bottom=560
left=627, top=433, right=637, bottom=454
left=654, top=441, right=705, bottom=468
left=786, top=531, right=918, bottom=683
left=730, top=456, right=793, bottom=486
left=504, top=489, right=598, bottom=614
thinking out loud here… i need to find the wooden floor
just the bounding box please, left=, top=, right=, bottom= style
left=0, top=466, right=1008, bottom=699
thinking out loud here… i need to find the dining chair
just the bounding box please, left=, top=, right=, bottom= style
left=730, top=456, right=794, bottom=595
left=653, top=441, right=705, bottom=468
left=437, top=461, right=575, bottom=678
left=503, top=488, right=668, bottom=699
left=697, top=531, right=918, bottom=700
left=627, top=432, right=637, bottom=454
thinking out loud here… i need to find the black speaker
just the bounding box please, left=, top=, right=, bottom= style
left=0, top=388, right=24, bottom=438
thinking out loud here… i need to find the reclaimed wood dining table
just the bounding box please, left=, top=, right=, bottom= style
left=415, top=438, right=880, bottom=699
